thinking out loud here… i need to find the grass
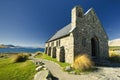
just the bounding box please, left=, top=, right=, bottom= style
left=35, top=53, right=95, bottom=75
left=109, top=46, right=120, bottom=48
left=0, top=57, right=36, bottom=80
left=10, top=53, right=29, bottom=63
left=35, top=53, right=70, bottom=69
left=72, top=54, right=94, bottom=72
left=0, top=53, right=10, bottom=58
left=109, top=50, right=120, bottom=63
left=0, top=45, right=7, bottom=48
left=34, top=51, right=43, bottom=56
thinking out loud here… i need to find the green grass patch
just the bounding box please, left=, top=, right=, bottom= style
left=35, top=53, right=96, bottom=74
left=0, top=58, right=36, bottom=80
left=35, top=53, right=70, bottom=69
left=10, top=54, right=29, bottom=63
left=109, top=51, right=120, bottom=63
left=109, top=46, right=120, bottom=48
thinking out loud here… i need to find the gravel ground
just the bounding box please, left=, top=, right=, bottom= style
left=33, top=58, right=120, bottom=80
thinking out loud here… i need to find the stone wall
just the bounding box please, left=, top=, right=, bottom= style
left=72, top=7, right=108, bottom=60
left=45, top=33, right=74, bottom=63
left=45, top=6, right=108, bottom=64
left=59, top=33, right=74, bottom=63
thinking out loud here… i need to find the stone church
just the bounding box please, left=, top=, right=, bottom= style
left=45, top=6, right=108, bottom=64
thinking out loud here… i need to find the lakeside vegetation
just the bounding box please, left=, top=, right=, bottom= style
left=72, top=54, right=94, bottom=71
left=35, top=52, right=70, bottom=69
left=0, top=45, right=7, bottom=48
left=0, top=46, right=119, bottom=80
left=109, top=46, right=120, bottom=48
left=109, top=47, right=120, bottom=63
left=35, top=47, right=120, bottom=74
left=0, top=53, right=36, bottom=80
left=35, top=52, right=95, bottom=74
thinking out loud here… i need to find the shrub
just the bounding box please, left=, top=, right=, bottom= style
left=22, top=53, right=31, bottom=57
left=0, top=54, right=9, bottom=58
left=109, top=51, right=120, bottom=63
left=10, top=54, right=28, bottom=63
left=35, top=51, right=43, bottom=56
left=72, top=54, right=94, bottom=71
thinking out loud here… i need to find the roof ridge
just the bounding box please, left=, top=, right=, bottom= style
left=84, top=8, right=93, bottom=15
left=47, top=23, right=72, bottom=42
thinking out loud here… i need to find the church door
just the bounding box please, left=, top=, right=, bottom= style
left=91, top=37, right=99, bottom=59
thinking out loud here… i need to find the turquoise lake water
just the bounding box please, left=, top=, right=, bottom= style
left=0, top=48, right=44, bottom=53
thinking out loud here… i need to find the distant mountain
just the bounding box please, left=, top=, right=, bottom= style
left=6, top=45, right=15, bottom=48
left=0, top=44, right=43, bottom=49
left=109, top=39, right=120, bottom=46
left=0, top=44, right=15, bottom=48
left=0, top=45, right=7, bottom=48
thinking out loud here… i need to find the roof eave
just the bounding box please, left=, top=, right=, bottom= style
left=46, top=34, right=70, bottom=43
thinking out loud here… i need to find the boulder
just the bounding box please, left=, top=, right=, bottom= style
left=43, top=67, right=48, bottom=70
left=35, top=66, right=43, bottom=71
left=34, top=70, right=52, bottom=80
left=65, top=66, right=71, bottom=71
left=69, top=71, right=76, bottom=74
left=35, top=61, right=44, bottom=66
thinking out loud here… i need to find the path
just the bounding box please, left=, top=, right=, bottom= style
left=33, top=58, right=120, bottom=80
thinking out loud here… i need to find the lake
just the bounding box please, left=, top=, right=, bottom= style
left=0, top=48, right=44, bottom=53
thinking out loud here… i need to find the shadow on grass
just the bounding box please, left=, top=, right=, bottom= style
left=94, top=59, right=120, bottom=68
left=47, top=71, right=59, bottom=80
left=52, top=76, right=59, bottom=80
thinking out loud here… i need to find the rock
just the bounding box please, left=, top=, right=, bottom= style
left=43, top=67, right=48, bottom=70
left=69, top=71, right=76, bottom=74
left=65, top=66, right=71, bottom=71
left=34, top=70, right=52, bottom=80
left=35, top=61, right=45, bottom=66
left=117, top=75, right=120, bottom=78
left=35, top=66, right=43, bottom=71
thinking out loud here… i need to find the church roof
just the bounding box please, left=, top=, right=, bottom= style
left=46, top=8, right=93, bottom=42
left=47, top=23, right=74, bottom=42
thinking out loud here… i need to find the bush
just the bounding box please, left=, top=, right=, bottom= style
left=35, top=51, right=43, bottom=56
left=109, top=51, right=120, bottom=63
left=72, top=54, right=94, bottom=71
left=10, top=54, right=28, bottom=63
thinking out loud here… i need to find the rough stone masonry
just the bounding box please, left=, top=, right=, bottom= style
left=45, top=5, right=108, bottom=64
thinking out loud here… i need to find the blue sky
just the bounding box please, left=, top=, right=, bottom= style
left=0, top=0, right=120, bottom=47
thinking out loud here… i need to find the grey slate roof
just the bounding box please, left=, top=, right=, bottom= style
left=46, top=8, right=93, bottom=42
left=47, top=23, right=74, bottom=42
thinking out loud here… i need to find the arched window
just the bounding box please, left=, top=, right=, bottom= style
left=78, top=12, right=82, bottom=17
left=82, top=38, right=86, bottom=47
left=51, top=42, right=54, bottom=47
left=56, top=40, right=60, bottom=47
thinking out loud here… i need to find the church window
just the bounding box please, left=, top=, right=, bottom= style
left=59, top=40, right=60, bottom=46
left=82, top=38, right=86, bottom=47
left=78, top=12, right=82, bottom=17
left=56, top=41, right=58, bottom=47
left=93, top=17, right=95, bottom=23
left=51, top=42, right=54, bottom=47
left=56, top=40, right=60, bottom=47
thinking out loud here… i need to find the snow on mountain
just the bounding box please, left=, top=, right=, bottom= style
left=109, top=38, right=120, bottom=46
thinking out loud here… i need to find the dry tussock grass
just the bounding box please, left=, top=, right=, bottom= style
left=109, top=50, right=120, bottom=63
left=35, top=51, right=43, bottom=56
left=72, top=54, right=94, bottom=71
left=10, top=53, right=28, bottom=63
